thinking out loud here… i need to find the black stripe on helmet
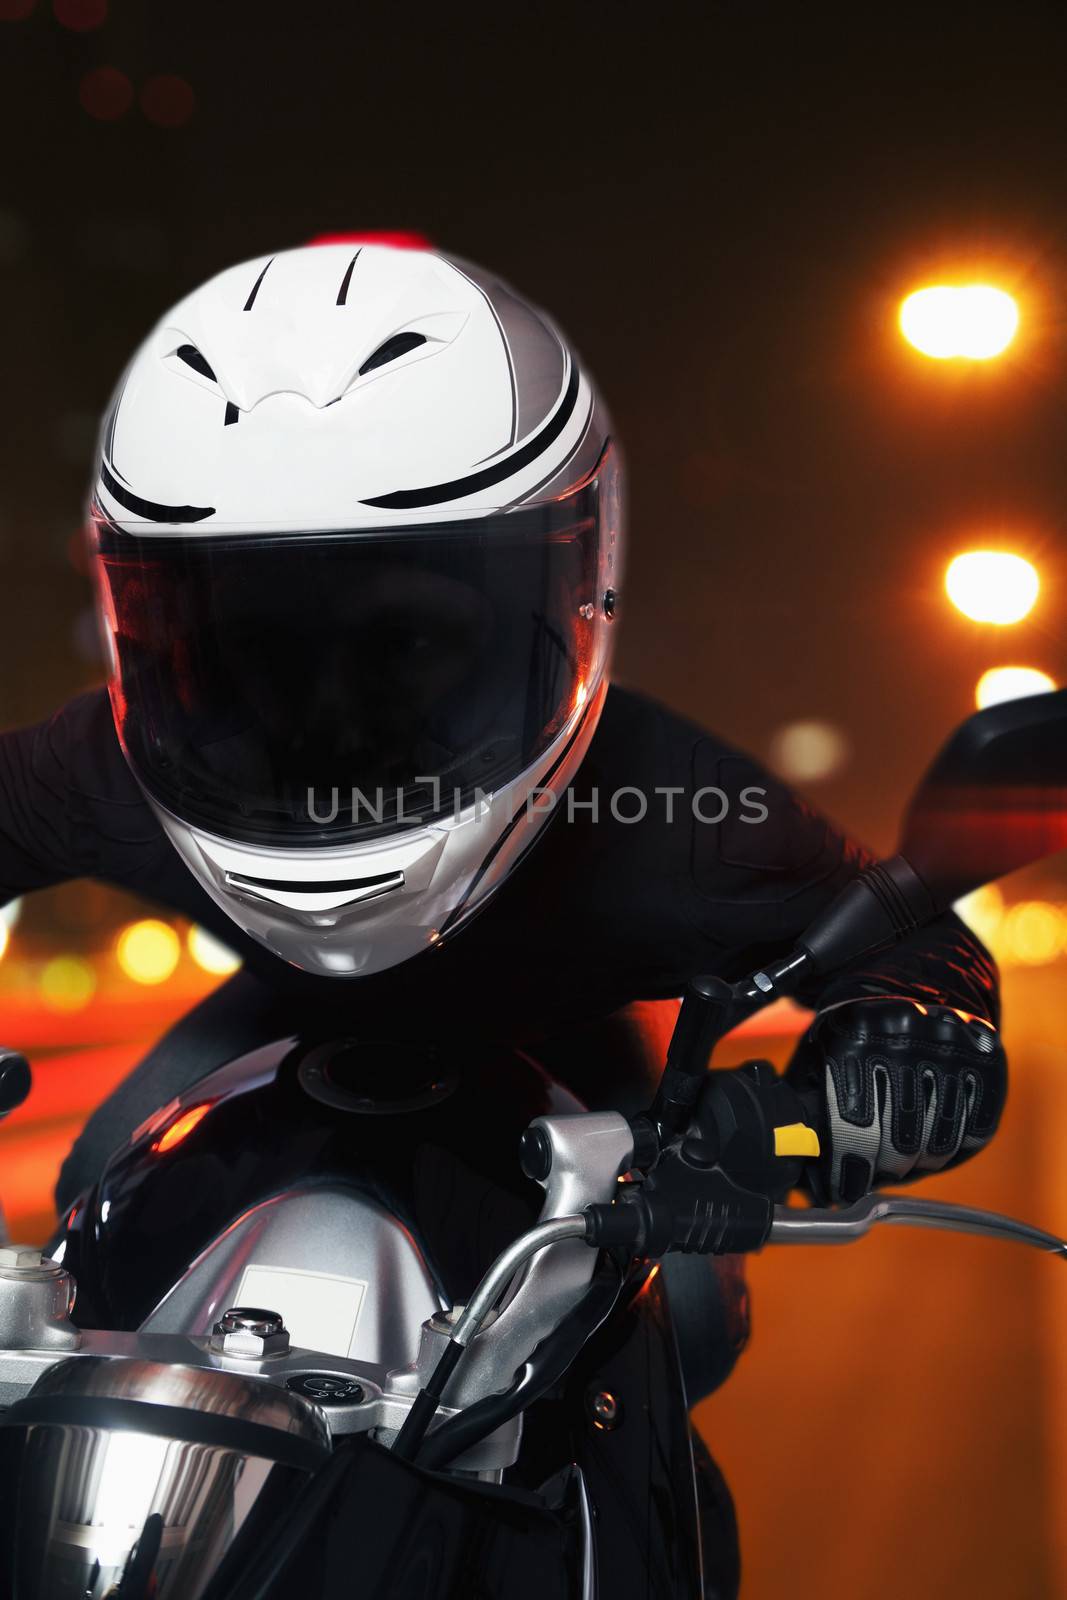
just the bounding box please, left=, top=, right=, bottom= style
left=243, top=257, right=274, bottom=311
left=336, top=250, right=361, bottom=306
left=445, top=260, right=518, bottom=449
left=99, top=459, right=215, bottom=524
left=361, top=360, right=580, bottom=512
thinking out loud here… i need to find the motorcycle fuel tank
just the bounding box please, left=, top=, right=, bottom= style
left=53, top=1034, right=578, bottom=1362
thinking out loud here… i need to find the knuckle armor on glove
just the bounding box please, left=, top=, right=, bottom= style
left=808, top=999, right=1006, bottom=1203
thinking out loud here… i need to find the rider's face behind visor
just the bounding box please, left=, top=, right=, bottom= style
left=90, top=484, right=602, bottom=848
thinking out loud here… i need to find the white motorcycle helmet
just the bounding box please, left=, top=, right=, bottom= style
left=89, top=240, right=624, bottom=977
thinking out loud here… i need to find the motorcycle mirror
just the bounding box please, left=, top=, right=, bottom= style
left=651, top=691, right=1067, bottom=1131
left=899, top=687, right=1067, bottom=911
left=745, top=689, right=1067, bottom=997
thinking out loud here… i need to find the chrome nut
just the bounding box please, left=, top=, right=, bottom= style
left=0, top=1250, right=79, bottom=1350
left=210, top=1306, right=290, bottom=1360
left=0, top=1245, right=45, bottom=1271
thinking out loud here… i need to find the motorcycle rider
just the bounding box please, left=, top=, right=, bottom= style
left=0, top=238, right=1005, bottom=1420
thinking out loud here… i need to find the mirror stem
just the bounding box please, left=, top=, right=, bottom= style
left=649, top=975, right=737, bottom=1138
left=753, top=855, right=938, bottom=996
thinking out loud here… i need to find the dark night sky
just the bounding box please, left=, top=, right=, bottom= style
left=4, top=0, right=1067, bottom=860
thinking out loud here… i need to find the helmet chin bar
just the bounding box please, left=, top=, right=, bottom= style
left=140, top=690, right=605, bottom=978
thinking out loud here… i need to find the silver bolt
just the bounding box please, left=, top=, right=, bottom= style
left=0, top=1245, right=44, bottom=1271
left=0, top=1250, right=78, bottom=1349
left=217, top=1308, right=285, bottom=1336
left=210, top=1305, right=290, bottom=1360
left=588, top=1389, right=622, bottom=1429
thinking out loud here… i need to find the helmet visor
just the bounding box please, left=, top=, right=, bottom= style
left=91, top=484, right=603, bottom=846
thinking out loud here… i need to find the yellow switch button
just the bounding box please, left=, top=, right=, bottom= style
left=773, top=1123, right=821, bottom=1158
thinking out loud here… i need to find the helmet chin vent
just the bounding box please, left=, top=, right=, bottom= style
left=359, top=331, right=427, bottom=375
left=223, top=868, right=405, bottom=909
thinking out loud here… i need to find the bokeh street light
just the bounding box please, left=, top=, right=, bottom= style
left=899, top=284, right=1019, bottom=360
left=187, top=925, right=241, bottom=977
left=955, top=883, right=1005, bottom=947
left=1001, top=900, right=1067, bottom=965
left=975, top=665, right=1056, bottom=709
left=956, top=886, right=1067, bottom=968
left=768, top=719, right=850, bottom=783
left=946, top=551, right=1039, bottom=624
left=116, top=919, right=181, bottom=985
left=40, top=955, right=97, bottom=1012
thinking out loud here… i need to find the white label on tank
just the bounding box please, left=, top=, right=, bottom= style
left=235, top=1264, right=368, bottom=1357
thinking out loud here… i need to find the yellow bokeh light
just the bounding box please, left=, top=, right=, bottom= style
left=40, top=955, right=97, bottom=1012
left=187, top=925, right=242, bottom=976
left=1001, top=900, right=1067, bottom=965
left=945, top=551, right=1039, bottom=625
left=0, top=922, right=9, bottom=963
left=955, top=883, right=1005, bottom=948
left=975, top=665, right=1056, bottom=710
left=899, top=284, right=1019, bottom=360
left=116, top=919, right=181, bottom=985
left=769, top=720, right=850, bottom=783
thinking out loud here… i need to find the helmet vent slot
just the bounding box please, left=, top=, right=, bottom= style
left=176, top=344, right=217, bottom=382
left=359, top=331, right=427, bottom=375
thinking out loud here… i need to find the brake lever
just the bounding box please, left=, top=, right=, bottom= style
left=769, top=1193, right=1067, bottom=1255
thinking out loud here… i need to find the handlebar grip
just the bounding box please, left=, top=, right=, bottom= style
left=0, top=1050, right=31, bottom=1118
left=585, top=1178, right=774, bottom=1257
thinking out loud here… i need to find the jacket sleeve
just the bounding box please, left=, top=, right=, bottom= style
left=0, top=703, right=88, bottom=900
left=686, top=740, right=1001, bottom=1027
left=0, top=689, right=164, bottom=904
left=794, top=910, right=1000, bottom=1028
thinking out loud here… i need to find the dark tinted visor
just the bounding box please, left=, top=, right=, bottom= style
left=91, top=487, right=601, bottom=846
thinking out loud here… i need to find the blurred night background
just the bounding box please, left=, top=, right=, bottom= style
left=3, top=2, right=1067, bottom=1594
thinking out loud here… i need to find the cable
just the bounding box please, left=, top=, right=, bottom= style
left=417, top=1370, right=526, bottom=1472
left=416, top=1254, right=625, bottom=1472
left=391, top=1214, right=590, bottom=1462
left=448, top=1215, right=590, bottom=1348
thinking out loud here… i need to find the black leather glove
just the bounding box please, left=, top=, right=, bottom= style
left=786, top=998, right=1007, bottom=1204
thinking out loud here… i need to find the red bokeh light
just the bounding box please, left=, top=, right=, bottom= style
left=307, top=231, right=432, bottom=250
left=79, top=66, right=133, bottom=121
left=54, top=0, right=106, bottom=30
left=140, top=73, right=195, bottom=128
left=0, top=0, right=36, bottom=18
